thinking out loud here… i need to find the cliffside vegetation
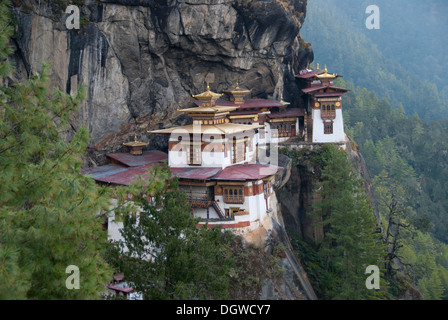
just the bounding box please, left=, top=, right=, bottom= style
left=301, top=0, right=448, bottom=300
left=0, top=1, right=112, bottom=299
left=282, top=145, right=392, bottom=299
left=341, top=81, right=448, bottom=300
left=105, top=165, right=234, bottom=300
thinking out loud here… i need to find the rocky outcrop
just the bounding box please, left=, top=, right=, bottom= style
left=277, top=141, right=384, bottom=244
left=259, top=217, right=317, bottom=300
left=9, top=0, right=313, bottom=165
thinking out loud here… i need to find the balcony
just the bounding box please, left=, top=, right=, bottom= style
left=186, top=194, right=212, bottom=208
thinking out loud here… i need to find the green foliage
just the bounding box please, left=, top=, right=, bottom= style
left=302, top=0, right=448, bottom=120
left=340, top=71, right=448, bottom=300
left=400, top=230, right=448, bottom=299
left=307, top=145, right=387, bottom=299
left=106, top=165, right=288, bottom=300
left=0, top=0, right=111, bottom=299
left=106, top=165, right=234, bottom=300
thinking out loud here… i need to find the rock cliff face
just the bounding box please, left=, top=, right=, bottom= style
left=277, top=141, right=383, bottom=246
left=9, top=0, right=312, bottom=165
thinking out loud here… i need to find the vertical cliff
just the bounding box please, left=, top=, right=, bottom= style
left=9, top=0, right=313, bottom=164
left=277, top=140, right=383, bottom=244
left=276, top=141, right=423, bottom=300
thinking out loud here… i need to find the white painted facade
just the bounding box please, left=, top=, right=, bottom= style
left=311, top=108, right=345, bottom=143
left=168, top=135, right=257, bottom=168
left=189, top=180, right=274, bottom=232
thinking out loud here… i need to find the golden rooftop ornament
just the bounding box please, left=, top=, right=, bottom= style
left=316, top=64, right=337, bottom=79
left=123, top=133, right=148, bottom=155
left=192, top=82, right=223, bottom=104
left=222, top=80, right=251, bottom=105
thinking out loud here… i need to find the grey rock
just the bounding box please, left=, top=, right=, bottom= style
left=10, top=0, right=313, bottom=158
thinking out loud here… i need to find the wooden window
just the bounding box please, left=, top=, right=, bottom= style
left=324, top=121, right=333, bottom=134
left=223, top=186, right=244, bottom=204
left=321, top=103, right=336, bottom=118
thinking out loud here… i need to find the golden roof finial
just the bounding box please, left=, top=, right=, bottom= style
left=192, top=82, right=223, bottom=101
left=221, top=81, right=251, bottom=104
left=316, top=63, right=319, bottom=70
left=316, top=64, right=337, bottom=80
left=123, top=132, right=148, bottom=149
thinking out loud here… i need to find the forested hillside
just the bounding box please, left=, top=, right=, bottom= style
left=302, top=0, right=448, bottom=120
left=301, top=0, right=448, bottom=299
left=341, top=80, right=448, bottom=299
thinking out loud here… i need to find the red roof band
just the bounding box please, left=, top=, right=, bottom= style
left=83, top=151, right=281, bottom=185
left=195, top=98, right=285, bottom=109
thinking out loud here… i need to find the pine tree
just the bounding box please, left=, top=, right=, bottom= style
left=313, top=145, right=387, bottom=299
left=106, top=165, right=233, bottom=300
left=0, top=0, right=111, bottom=299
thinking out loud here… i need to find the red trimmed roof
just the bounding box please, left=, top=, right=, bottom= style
left=228, top=110, right=263, bottom=116
left=194, top=98, right=285, bottom=109
left=314, top=92, right=345, bottom=98
left=302, top=85, right=349, bottom=94
left=84, top=149, right=282, bottom=185
left=237, top=99, right=285, bottom=109
left=83, top=151, right=169, bottom=185
left=171, top=167, right=222, bottom=180
left=106, top=282, right=134, bottom=293
left=93, top=163, right=164, bottom=185
left=268, top=108, right=305, bottom=119
left=82, top=164, right=130, bottom=179
left=212, top=163, right=280, bottom=181
left=107, top=150, right=168, bottom=167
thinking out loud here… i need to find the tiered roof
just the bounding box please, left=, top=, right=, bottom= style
left=83, top=151, right=280, bottom=185
left=150, top=84, right=264, bottom=135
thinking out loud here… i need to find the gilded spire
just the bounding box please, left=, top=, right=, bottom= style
left=123, top=134, right=148, bottom=147
left=123, top=132, right=149, bottom=155
left=192, top=82, right=223, bottom=104
left=222, top=80, right=251, bottom=105
left=316, top=64, right=337, bottom=79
